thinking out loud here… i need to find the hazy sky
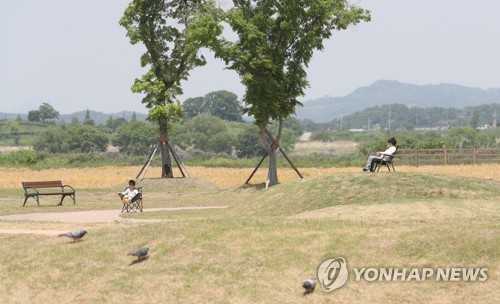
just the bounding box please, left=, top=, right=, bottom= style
left=1, top=0, right=499, bottom=114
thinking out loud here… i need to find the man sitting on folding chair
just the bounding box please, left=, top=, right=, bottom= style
left=119, top=180, right=139, bottom=204
left=363, top=137, right=397, bottom=172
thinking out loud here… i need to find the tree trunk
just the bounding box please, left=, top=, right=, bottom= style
left=267, top=144, right=279, bottom=185
left=159, top=121, right=173, bottom=178
left=258, top=121, right=283, bottom=187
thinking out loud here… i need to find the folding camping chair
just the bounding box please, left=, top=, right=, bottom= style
left=121, top=187, right=143, bottom=213
left=373, top=152, right=396, bottom=172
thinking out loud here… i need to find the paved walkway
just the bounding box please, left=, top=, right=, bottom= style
left=0, top=206, right=227, bottom=236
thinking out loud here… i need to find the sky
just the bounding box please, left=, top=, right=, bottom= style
left=1, top=0, right=499, bottom=115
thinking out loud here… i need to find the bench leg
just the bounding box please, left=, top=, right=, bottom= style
left=58, top=194, right=76, bottom=206
left=23, top=196, right=39, bottom=206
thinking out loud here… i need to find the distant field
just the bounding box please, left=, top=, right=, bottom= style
left=1, top=164, right=498, bottom=189
left=293, top=140, right=358, bottom=155
left=0, top=146, right=31, bottom=152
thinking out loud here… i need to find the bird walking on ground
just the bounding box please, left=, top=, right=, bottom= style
left=58, top=230, right=87, bottom=242
left=302, top=278, right=316, bottom=295
left=128, top=247, right=149, bottom=260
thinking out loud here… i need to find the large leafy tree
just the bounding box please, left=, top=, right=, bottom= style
left=120, top=0, right=221, bottom=177
left=204, top=90, right=242, bottom=121
left=28, top=103, right=59, bottom=124
left=38, top=102, right=60, bottom=123
left=183, top=90, right=243, bottom=121
left=112, top=121, right=159, bottom=155
left=213, top=0, right=370, bottom=185
left=171, top=115, right=236, bottom=154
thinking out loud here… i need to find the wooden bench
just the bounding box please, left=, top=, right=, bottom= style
left=22, top=181, right=76, bottom=207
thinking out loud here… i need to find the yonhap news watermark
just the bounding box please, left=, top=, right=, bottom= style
left=317, top=257, right=488, bottom=292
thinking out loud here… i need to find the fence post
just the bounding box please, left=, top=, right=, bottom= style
left=444, top=147, right=448, bottom=165
left=473, top=148, right=477, bottom=164
left=415, top=148, right=419, bottom=167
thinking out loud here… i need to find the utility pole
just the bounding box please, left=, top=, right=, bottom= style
left=415, top=110, right=418, bottom=128
left=388, top=104, right=391, bottom=130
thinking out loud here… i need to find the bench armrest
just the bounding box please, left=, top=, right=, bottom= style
left=23, top=186, right=39, bottom=194
left=62, top=185, right=76, bottom=193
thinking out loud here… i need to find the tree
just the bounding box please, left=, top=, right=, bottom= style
left=106, top=116, right=114, bottom=129
left=83, top=109, right=95, bottom=126
left=67, top=125, right=109, bottom=153
left=112, top=121, right=158, bottom=155
left=180, top=115, right=235, bottom=154
left=120, top=0, right=222, bottom=178
left=213, top=0, right=370, bottom=185
left=33, top=127, right=71, bottom=153
left=204, top=90, right=242, bottom=121
left=28, top=110, right=41, bottom=123
left=237, top=124, right=266, bottom=157
left=183, top=97, right=205, bottom=120
left=38, top=103, right=60, bottom=123
left=470, top=110, right=480, bottom=129
left=183, top=90, right=243, bottom=121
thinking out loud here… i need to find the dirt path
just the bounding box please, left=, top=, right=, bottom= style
left=0, top=206, right=227, bottom=236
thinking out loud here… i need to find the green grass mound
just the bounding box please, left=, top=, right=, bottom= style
left=229, top=172, right=500, bottom=216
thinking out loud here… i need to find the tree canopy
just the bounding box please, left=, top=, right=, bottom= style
left=119, top=0, right=222, bottom=128
left=28, top=103, right=60, bottom=123
left=214, top=0, right=370, bottom=126
left=183, top=90, right=243, bottom=121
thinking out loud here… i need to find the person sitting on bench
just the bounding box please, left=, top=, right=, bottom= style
left=118, top=180, right=139, bottom=204
left=363, top=137, right=397, bottom=172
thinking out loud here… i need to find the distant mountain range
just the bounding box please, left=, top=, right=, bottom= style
left=296, top=80, right=500, bottom=122
left=2, top=80, right=499, bottom=124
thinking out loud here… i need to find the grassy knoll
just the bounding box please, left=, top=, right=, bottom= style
left=0, top=172, right=498, bottom=303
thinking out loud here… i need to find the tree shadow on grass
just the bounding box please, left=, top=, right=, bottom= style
left=242, top=182, right=268, bottom=190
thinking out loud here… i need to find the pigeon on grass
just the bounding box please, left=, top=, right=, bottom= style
left=128, top=247, right=149, bottom=260
left=302, top=278, right=316, bottom=295
left=58, top=230, right=87, bottom=242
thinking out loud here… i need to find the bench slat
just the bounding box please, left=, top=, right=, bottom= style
left=23, top=181, right=63, bottom=188
left=27, top=192, right=73, bottom=195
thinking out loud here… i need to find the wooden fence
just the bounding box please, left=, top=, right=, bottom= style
left=395, top=148, right=500, bottom=166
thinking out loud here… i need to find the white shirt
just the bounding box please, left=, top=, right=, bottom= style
left=382, top=146, right=397, bottom=160
left=122, top=188, right=139, bottom=200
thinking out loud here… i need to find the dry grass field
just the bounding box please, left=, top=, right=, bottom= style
left=0, top=165, right=498, bottom=303
left=0, top=164, right=498, bottom=189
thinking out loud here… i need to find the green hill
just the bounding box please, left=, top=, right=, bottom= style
left=229, top=172, right=500, bottom=216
